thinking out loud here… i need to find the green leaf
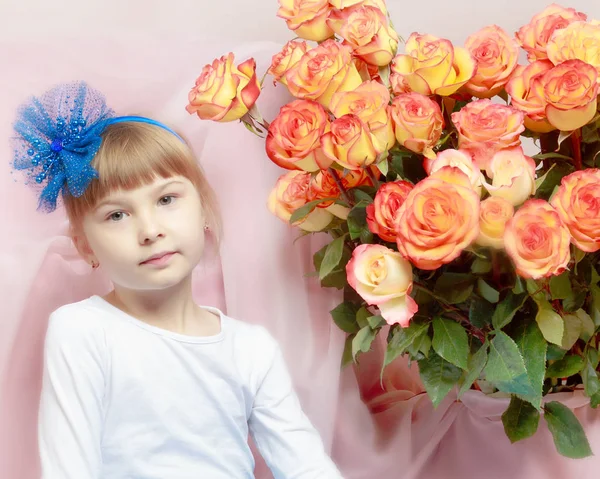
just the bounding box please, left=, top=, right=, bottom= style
left=346, top=205, right=370, bottom=241
left=390, top=152, right=427, bottom=183
left=535, top=305, right=564, bottom=346
left=514, top=321, right=547, bottom=408
left=543, top=402, right=593, bottom=458
left=289, top=198, right=336, bottom=224
left=367, top=314, right=386, bottom=329
left=535, top=162, right=575, bottom=201
left=531, top=152, right=574, bottom=161
left=330, top=302, right=360, bottom=334
left=513, top=276, right=527, bottom=294
left=484, top=332, right=535, bottom=397
left=502, top=396, right=540, bottom=443
left=561, top=313, right=583, bottom=350
left=471, top=257, right=492, bottom=274
left=352, top=189, right=374, bottom=204
left=546, top=355, right=584, bottom=378
left=356, top=307, right=370, bottom=329
left=434, top=273, right=475, bottom=305
left=547, top=343, right=568, bottom=361
left=550, top=272, right=573, bottom=300
left=341, top=334, right=354, bottom=367
left=582, top=117, right=600, bottom=144
left=319, top=236, right=345, bottom=280
left=582, top=356, right=600, bottom=398
left=492, top=292, right=528, bottom=330
left=458, top=341, right=489, bottom=397
left=432, top=318, right=469, bottom=369
left=384, top=322, right=430, bottom=367
left=477, top=278, right=499, bottom=303
left=469, top=297, right=495, bottom=328
left=563, top=288, right=587, bottom=313
left=352, top=325, right=377, bottom=360
left=591, top=391, right=600, bottom=408
left=418, top=352, right=463, bottom=408
left=376, top=157, right=389, bottom=176
left=576, top=309, right=595, bottom=341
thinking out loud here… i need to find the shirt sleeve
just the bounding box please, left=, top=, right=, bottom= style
left=248, top=331, right=344, bottom=479
left=38, top=309, right=107, bottom=479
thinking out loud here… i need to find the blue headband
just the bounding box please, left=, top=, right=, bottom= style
left=11, top=81, right=183, bottom=212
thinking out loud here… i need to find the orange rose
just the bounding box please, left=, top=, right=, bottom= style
left=186, top=53, right=260, bottom=122
left=540, top=59, right=599, bottom=131
left=265, top=100, right=331, bottom=172
left=464, top=25, right=520, bottom=98
left=285, top=39, right=363, bottom=108
left=328, top=5, right=399, bottom=67
left=390, top=33, right=476, bottom=96
left=268, top=40, right=311, bottom=85
left=506, top=60, right=556, bottom=133
left=395, top=167, right=480, bottom=270
left=330, top=80, right=395, bottom=153
left=277, top=0, right=334, bottom=42
left=504, top=199, right=571, bottom=279
left=451, top=99, right=525, bottom=173
left=268, top=170, right=334, bottom=231
left=516, top=4, right=587, bottom=61
left=310, top=168, right=374, bottom=208
left=389, top=93, right=444, bottom=159
left=366, top=180, right=414, bottom=242
left=483, top=147, right=536, bottom=206
left=550, top=169, right=600, bottom=252
left=321, top=114, right=380, bottom=170
left=476, top=196, right=515, bottom=249
left=424, top=149, right=484, bottom=195
left=547, top=21, right=600, bottom=79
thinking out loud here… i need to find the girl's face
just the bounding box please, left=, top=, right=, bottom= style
left=78, top=175, right=206, bottom=292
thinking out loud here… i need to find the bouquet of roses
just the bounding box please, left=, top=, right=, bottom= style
left=186, top=1, right=600, bottom=457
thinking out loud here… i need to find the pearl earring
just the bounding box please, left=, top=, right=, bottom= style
left=91, top=260, right=99, bottom=269
left=204, top=224, right=210, bottom=232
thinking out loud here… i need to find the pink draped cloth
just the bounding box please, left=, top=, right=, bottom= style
left=2, top=7, right=600, bottom=478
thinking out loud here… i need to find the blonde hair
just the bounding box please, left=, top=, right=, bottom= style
left=63, top=121, right=222, bottom=241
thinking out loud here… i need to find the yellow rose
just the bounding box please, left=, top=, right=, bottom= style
left=265, top=99, right=331, bottom=172
left=285, top=39, right=363, bottom=109
left=451, top=99, right=525, bottom=173
left=330, top=80, right=395, bottom=153
left=277, top=0, right=334, bottom=42
left=186, top=53, right=260, bottom=122
left=550, top=169, right=600, bottom=252
left=321, top=114, right=379, bottom=170
left=483, top=147, right=536, bottom=206
left=547, top=21, right=600, bottom=79
left=346, top=244, right=417, bottom=327
left=506, top=60, right=556, bottom=133
left=504, top=199, right=571, bottom=279
left=268, top=170, right=333, bottom=231
left=389, top=93, right=444, bottom=159
left=540, top=59, right=599, bottom=131
left=424, top=149, right=484, bottom=195
left=268, top=40, right=311, bottom=85
left=327, top=5, right=399, bottom=67
left=464, top=25, right=520, bottom=98
left=390, top=33, right=477, bottom=96
left=395, top=167, right=480, bottom=270
left=330, top=0, right=388, bottom=15
left=516, top=4, right=587, bottom=61
left=476, top=196, right=515, bottom=249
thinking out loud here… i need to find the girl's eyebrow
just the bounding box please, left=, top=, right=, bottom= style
left=93, top=180, right=187, bottom=211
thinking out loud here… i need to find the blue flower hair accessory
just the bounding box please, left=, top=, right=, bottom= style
left=11, top=81, right=182, bottom=212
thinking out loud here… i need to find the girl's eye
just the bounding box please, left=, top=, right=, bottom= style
left=159, top=195, right=175, bottom=206
left=108, top=211, right=126, bottom=222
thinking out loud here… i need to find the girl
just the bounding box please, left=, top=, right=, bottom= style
left=12, top=82, right=343, bottom=479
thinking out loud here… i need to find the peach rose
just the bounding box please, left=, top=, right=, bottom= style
left=506, top=60, right=556, bottom=133
left=395, top=167, right=480, bottom=270
left=310, top=168, right=374, bottom=208
left=265, top=100, right=331, bottom=172
left=464, top=25, right=520, bottom=98
left=321, top=114, right=380, bottom=170
left=540, top=59, right=599, bottom=131
left=389, top=93, right=444, bottom=159
left=451, top=99, right=525, bottom=173
left=483, top=148, right=536, bottom=206
left=516, top=4, right=587, bottom=61
left=424, top=149, right=484, bottom=195
left=390, top=33, right=477, bottom=96
left=330, top=0, right=388, bottom=14
left=346, top=244, right=418, bottom=327
left=285, top=39, right=363, bottom=108
left=277, top=0, right=334, bottom=42
left=504, top=199, right=571, bottom=279
left=268, top=170, right=334, bottom=231
left=330, top=80, right=395, bottom=153
left=328, top=5, right=399, bottom=67
left=268, top=40, right=311, bottom=85
left=366, top=180, right=414, bottom=242
left=547, top=21, right=600, bottom=78
left=476, top=196, right=515, bottom=249
left=186, top=53, right=260, bottom=122
left=550, top=169, right=600, bottom=252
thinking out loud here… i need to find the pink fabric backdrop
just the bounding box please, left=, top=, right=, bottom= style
left=2, top=2, right=600, bottom=478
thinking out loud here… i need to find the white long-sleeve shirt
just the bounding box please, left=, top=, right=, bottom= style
left=38, top=295, right=343, bottom=479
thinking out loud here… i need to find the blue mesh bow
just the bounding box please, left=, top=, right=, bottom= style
left=11, top=82, right=115, bottom=212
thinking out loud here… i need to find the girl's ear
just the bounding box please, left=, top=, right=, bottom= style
left=71, top=228, right=97, bottom=265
